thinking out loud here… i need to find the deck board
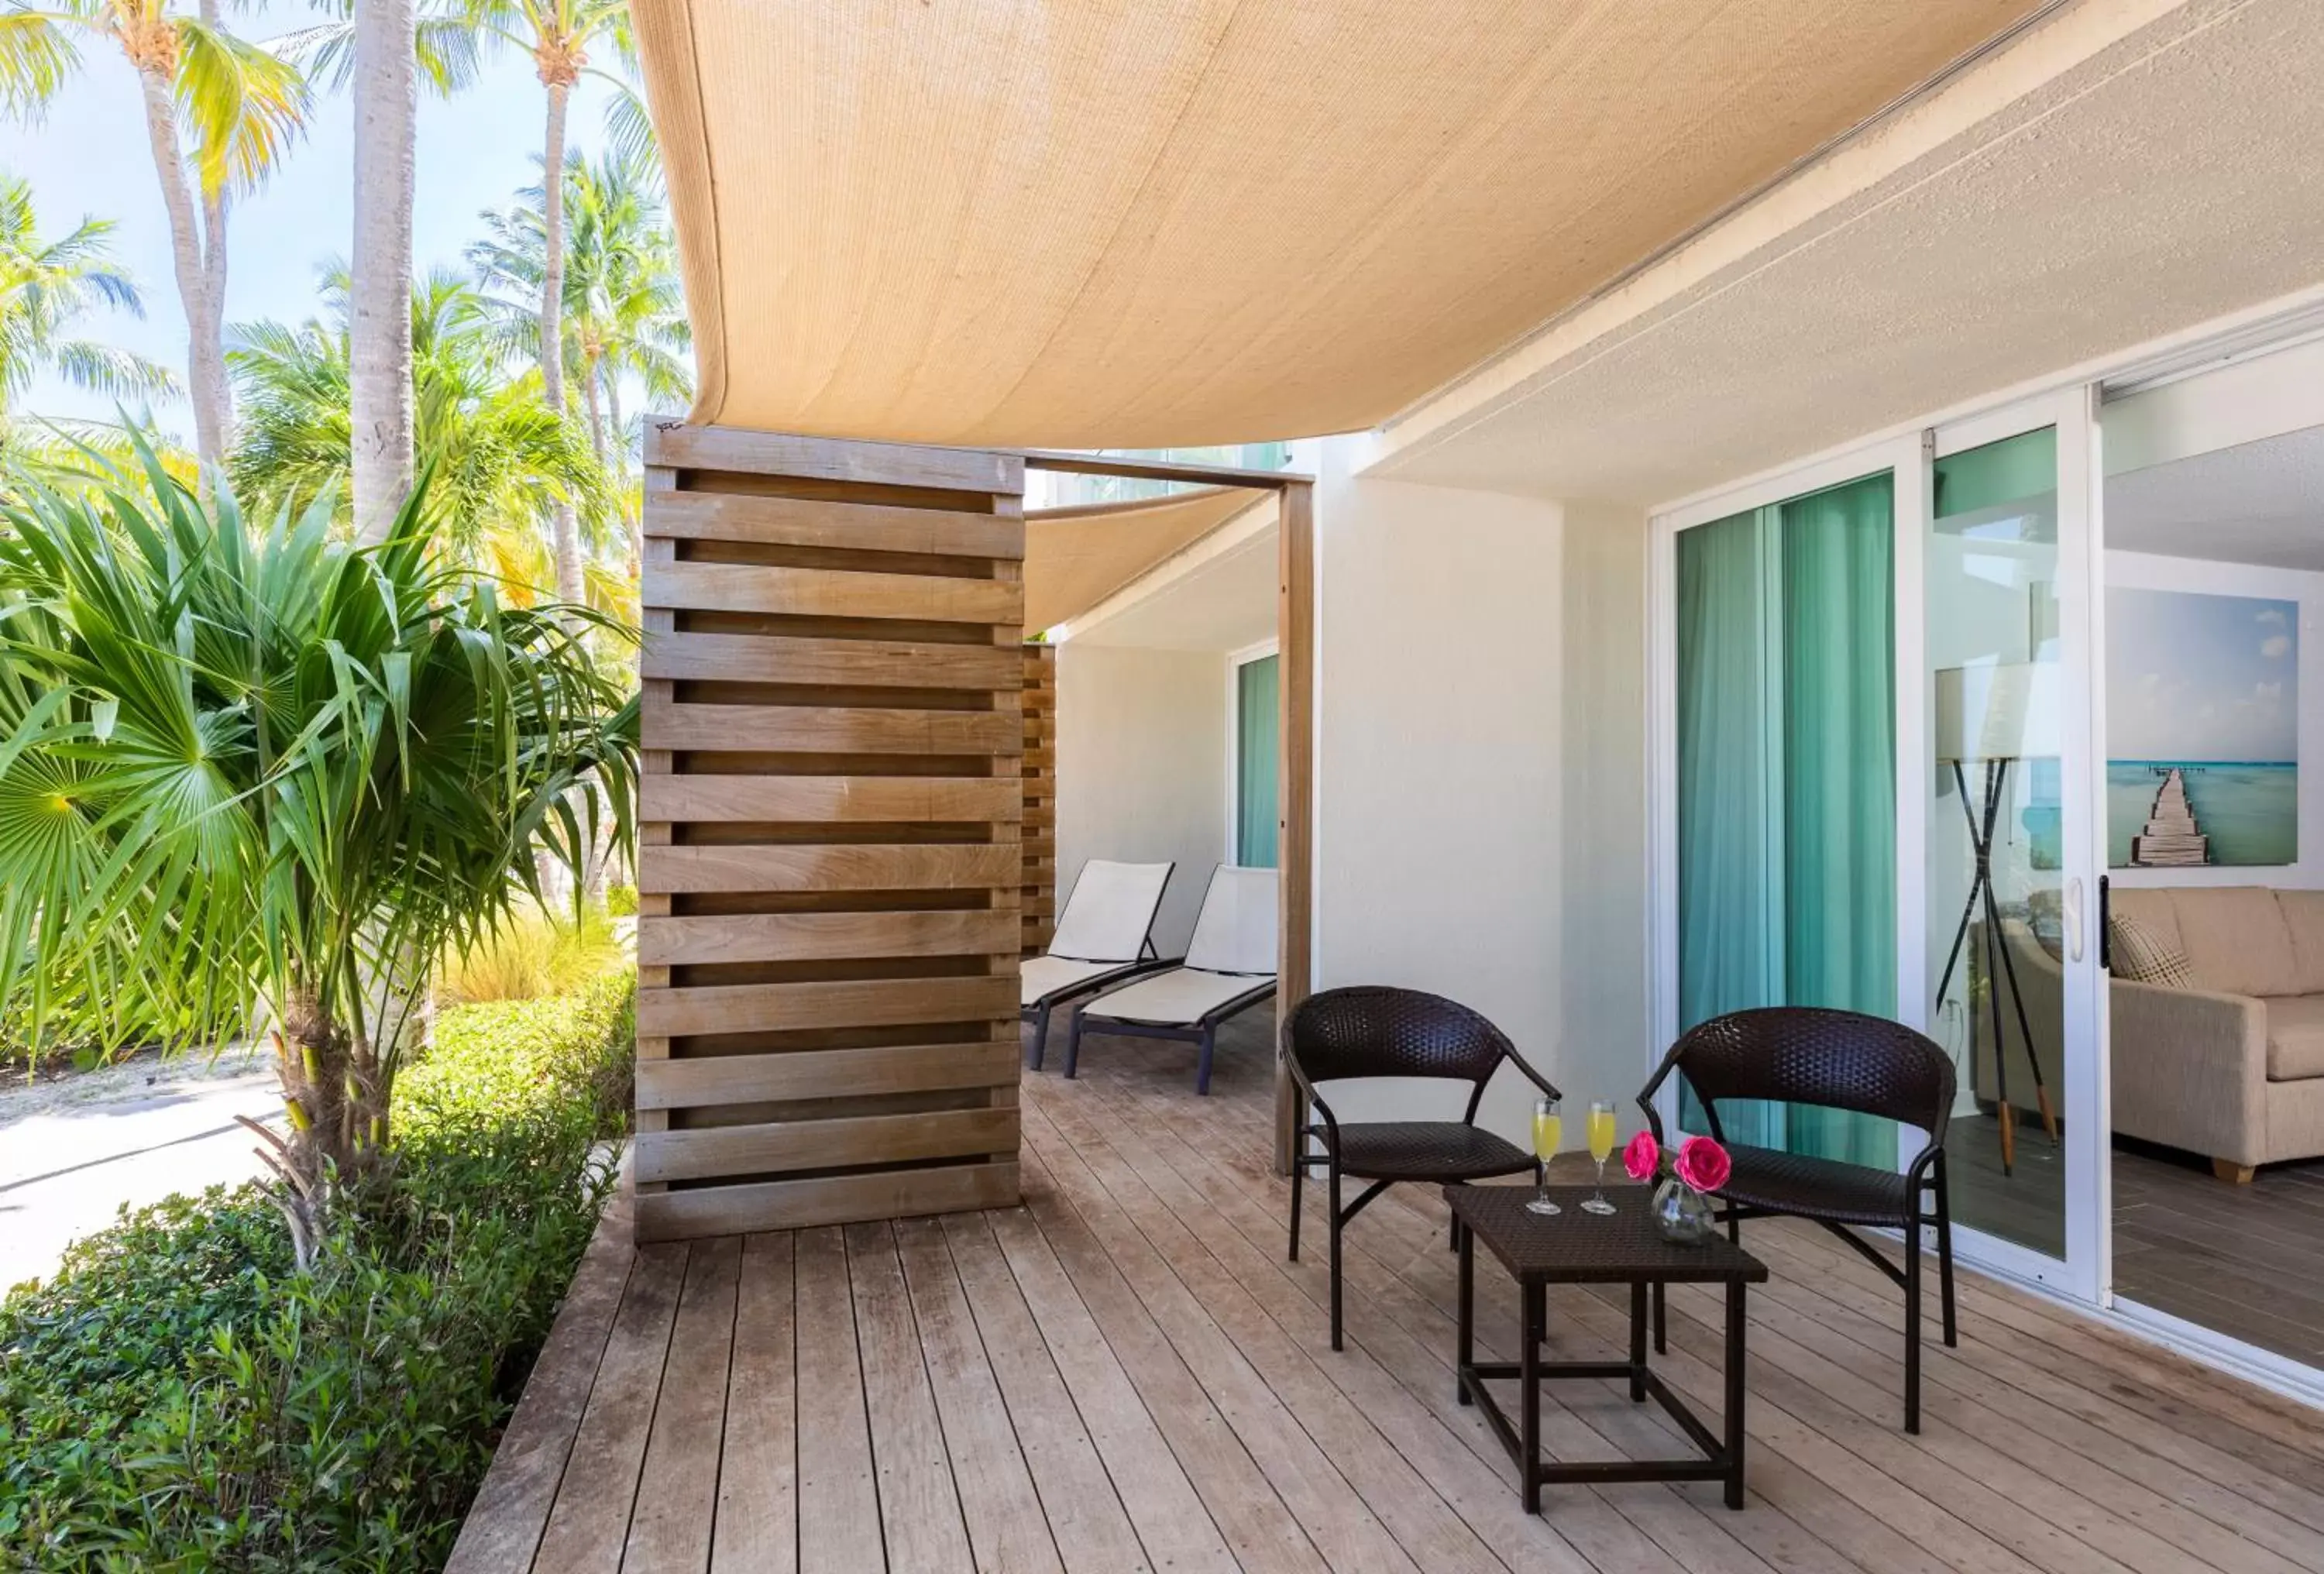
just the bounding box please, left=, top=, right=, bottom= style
left=459, top=1016, right=2324, bottom=1572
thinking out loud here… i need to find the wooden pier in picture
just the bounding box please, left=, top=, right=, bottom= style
left=2131, top=766, right=2210, bottom=866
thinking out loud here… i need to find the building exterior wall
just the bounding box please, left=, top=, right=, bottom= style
left=1054, top=642, right=1229, bottom=957
left=1309, top=438, right=1648, bottom=1146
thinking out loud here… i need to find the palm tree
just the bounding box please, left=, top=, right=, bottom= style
left=0, top=2, right=309, bottom=476
left=0, top=172, right=176, bottom=418
left=280, top=1, right=482, bottom=543
left=0, top=440, right=637, bottom=1205
left=460, top=0, right=631, bottom=607
left=227, top=266, right=612, bottom=596
left=469, top=148, right=690, bottom=471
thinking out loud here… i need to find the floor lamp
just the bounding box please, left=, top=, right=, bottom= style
left=1933, top=663, right=2061, bottom=1176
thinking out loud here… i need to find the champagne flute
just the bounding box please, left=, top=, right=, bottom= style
left=1583, top=1101, right=1619, bottom=1215
left=1528, top=1097, right=1563, bottom=1215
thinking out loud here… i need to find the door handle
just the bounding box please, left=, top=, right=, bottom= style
left=2064, top=877, right=2085, bottom=963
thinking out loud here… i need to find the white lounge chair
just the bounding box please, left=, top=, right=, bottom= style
left=1065, top=865, right=1277, bottom=1094
left=1022, top=858, right=1175, bottom=1069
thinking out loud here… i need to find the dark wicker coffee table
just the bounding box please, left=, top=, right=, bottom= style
left=1445, top=1183, right=1768, bottom=1512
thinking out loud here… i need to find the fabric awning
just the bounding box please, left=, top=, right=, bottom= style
left=632, top=0, right=2041, bottom=448
left=1026, top=486, right=1270, bottom=632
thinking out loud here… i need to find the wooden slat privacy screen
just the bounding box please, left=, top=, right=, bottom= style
left=1020, top=644, right=1057, bottom=957
left=635, top=424, right=1026, bottom=1241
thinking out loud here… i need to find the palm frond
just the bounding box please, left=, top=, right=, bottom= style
left=173, top=17, right=312, bottom=196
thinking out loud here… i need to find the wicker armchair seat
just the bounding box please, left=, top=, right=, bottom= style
left=1717, top=1144, right=1913, bottom=1227
left=1286, top=985, right=1561, bottom=1351
left=1332, top=1122, right=1533, bottom=1184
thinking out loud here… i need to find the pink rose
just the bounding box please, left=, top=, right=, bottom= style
left=1676, top=1135, right=1731, bottom=1194
left=1622, top=1130, right=1660, bottom=1183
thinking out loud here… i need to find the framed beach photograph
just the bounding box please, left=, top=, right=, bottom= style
left=2107, top=587, right=2299, bottom=868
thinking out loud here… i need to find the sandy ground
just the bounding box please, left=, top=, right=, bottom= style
left=0, top=1045, right=284, bottom=1294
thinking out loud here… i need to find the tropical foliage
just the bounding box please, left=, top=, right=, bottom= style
left=0, top=173, right=173, bottom=415
left=0, top=0, right=313, bottom=468
left=0, top=445, right=638, bottom=1201
left=0, top=971, right=635, bottom=1569
left=470, top=147, right=691, bottom=467
left=228, top=266, right=612, bottom=590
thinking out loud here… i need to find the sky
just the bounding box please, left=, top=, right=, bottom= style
left=3, top=4, right=627, bottom=442
left=2108, top=587, right=2300, bottom=763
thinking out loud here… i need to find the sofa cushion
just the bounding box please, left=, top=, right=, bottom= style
left=2274, top=891, right=2324, bottom=994
left=2260, top=996, right=2324, bottom=1081
left=2167, top=887, right=2302, bottom=998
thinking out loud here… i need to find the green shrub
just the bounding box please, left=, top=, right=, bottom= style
left=0, top=974, right=636, bottom=1571
left=603, top=882, right=638, bottom=918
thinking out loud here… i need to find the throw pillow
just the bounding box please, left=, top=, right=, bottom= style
left=2112, top=915, right=2195, bottom=988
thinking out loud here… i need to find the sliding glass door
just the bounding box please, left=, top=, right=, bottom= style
left=1659, top=402, right=2107, bottom=1301
left=1925, top=394, right=2107, bottom=1296
left=1234, top=652, right=1279, bottom=868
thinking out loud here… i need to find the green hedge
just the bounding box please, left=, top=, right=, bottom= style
left=0, top=973, right=635, bottom=1572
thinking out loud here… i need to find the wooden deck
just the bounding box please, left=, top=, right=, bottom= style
left=449, top=1017, right=2324, bottom=1573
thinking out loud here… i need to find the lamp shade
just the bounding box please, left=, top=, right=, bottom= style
left=1934, top=662, right=2060, bottom=763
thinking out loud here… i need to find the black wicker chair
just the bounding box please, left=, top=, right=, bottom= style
left=1638, top=1006, right=1957, bottom=1431
left=1286, top=986, right=1559, bottom=1351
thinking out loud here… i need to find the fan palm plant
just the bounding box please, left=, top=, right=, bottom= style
left=227, top=267, right=612, bottom=596
left=0, top=1, right=311, bottom=473
left=0, top=439, right=637, bottom=1207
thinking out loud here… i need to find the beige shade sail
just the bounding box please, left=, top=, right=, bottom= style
left=632, top=0, right=2043, bottom=448
left=1026, top=486, right=1269, bottom=632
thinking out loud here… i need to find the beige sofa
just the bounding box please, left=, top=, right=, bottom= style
left=1974, top=886, right=2324, bottom=1180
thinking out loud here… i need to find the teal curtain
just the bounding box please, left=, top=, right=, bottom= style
left=1677, top=510, right=1787, bottom=1148
left=1780, top=476, right=1899, bottom=1165
left=1675, top=474, right=1896, bottom=1163
left=1236, top=655, right=1279, bottom=868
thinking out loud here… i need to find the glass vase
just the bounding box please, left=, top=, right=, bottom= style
left=1652, top=1177, right=1717, bottom=1246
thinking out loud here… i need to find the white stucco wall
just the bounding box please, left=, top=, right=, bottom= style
left=1308, top=439, right=1649, bottom=1150
left=1054, top=642, right=1227, bottom=957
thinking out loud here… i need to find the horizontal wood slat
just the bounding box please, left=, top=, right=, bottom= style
left=632, top=1161, right=1019, bottom=1241
left=639, top=909, right=1019, bottom=967
left=639, top=976, right=1016, bottom=1038
left=640, top=775, right=1022, bottom=825
left=1019, top=644, right=1057, bottom=959
left=643, top=631, right=1023, bottom=690
left=639, top=429, right=1023, bottom=1241
left=645, top=424, right=1025, bottom=496
left=635, top=1039, right=1019, bottom=1111
left=648, top=561, right=1021, bottom=625
left=646, top=489, right=1025, bottom=558
left=645, top=700, right=1019, bottom=755
left=633, top=1107, right=1019, bottom=1185
left=641, top=844, right=1023, bottom=895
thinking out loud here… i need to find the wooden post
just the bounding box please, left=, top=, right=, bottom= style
left=1274, top=479, right=1315, bottom=1175
left=633, top=423, right=1026, bottom=1240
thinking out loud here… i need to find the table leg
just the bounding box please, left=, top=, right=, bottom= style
left=1456, top=1222, right=1473, bottom=1406
left=1629, top=1280, right=1648, bottom=1401
left=1522, top=1282, right=1542, bottom=1514
left=1725, top=1280, right=1748, bottom=1510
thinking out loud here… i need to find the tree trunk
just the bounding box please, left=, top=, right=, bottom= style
left=274, top=982, right=385, bottom=1180
left=351, top=0, right=418, bottom=546
left=604, top=366, right=624, bottom=468
left=581, top=352, right=606, bottom=464
left=136, top=65, right=231, bottom=476
left=540, top=81, right=583, bottom=609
